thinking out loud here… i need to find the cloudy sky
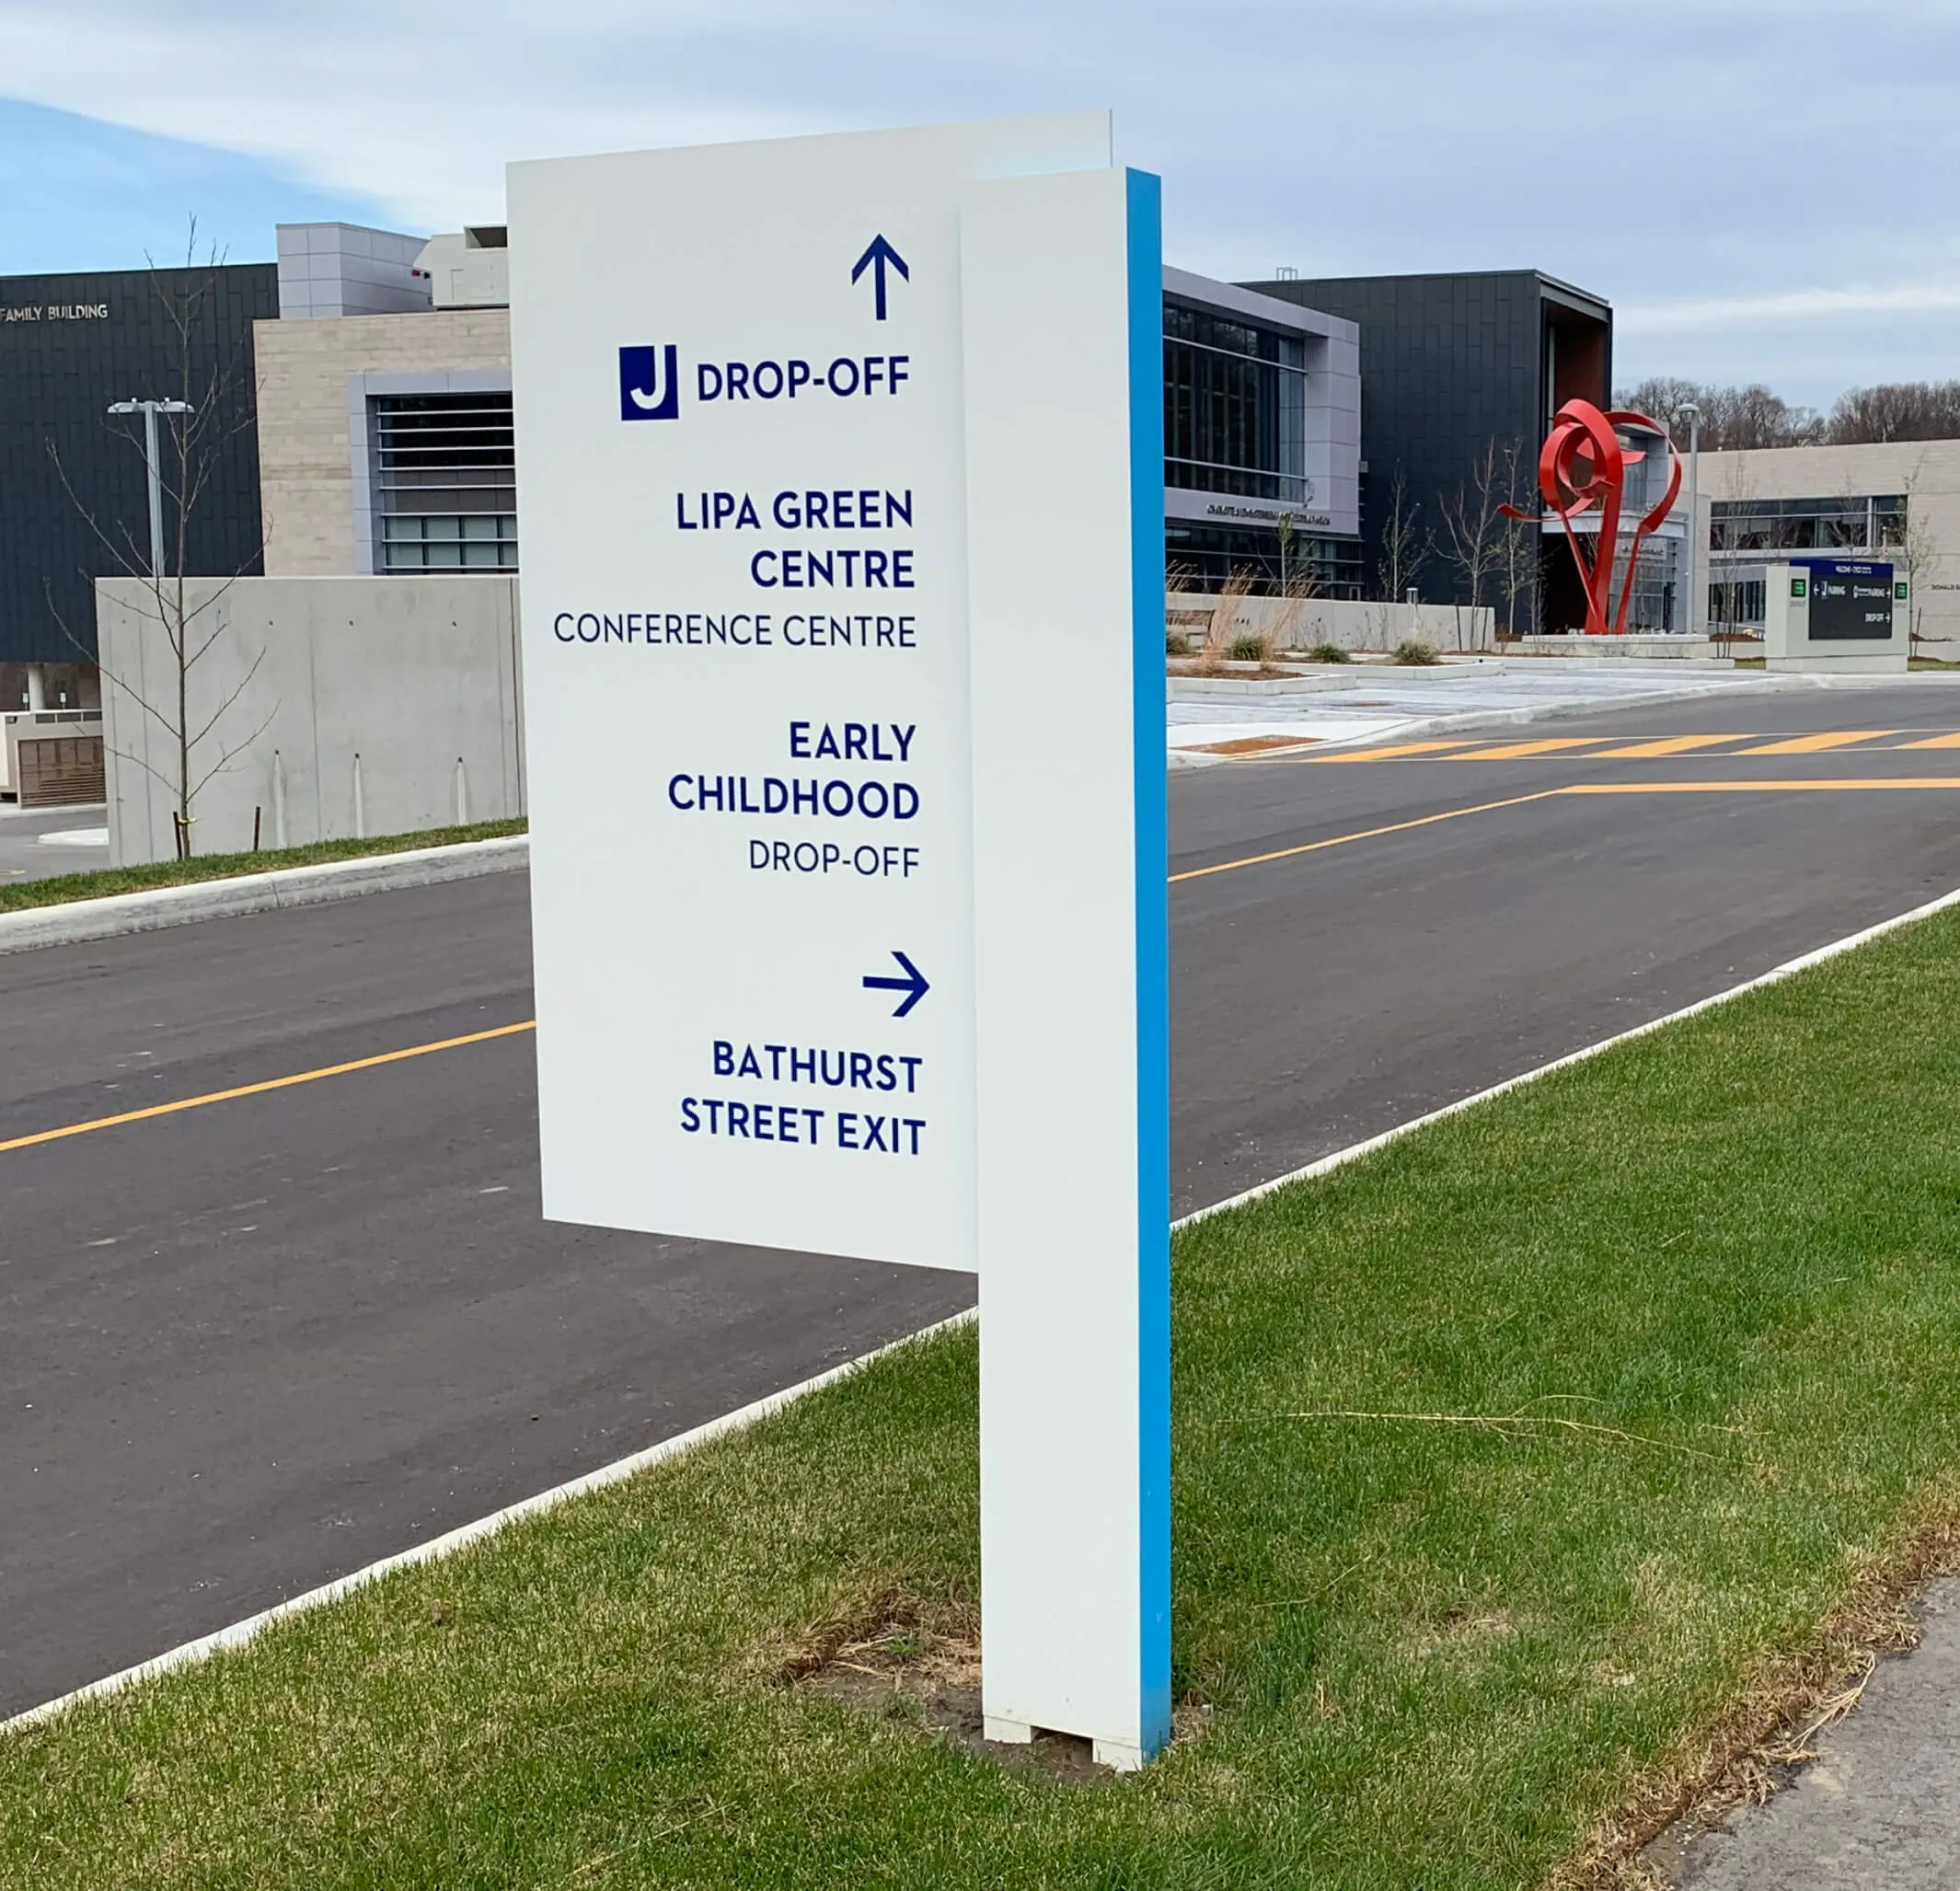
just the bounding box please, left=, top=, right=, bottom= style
left=2, top=0, right=1955, bottom=410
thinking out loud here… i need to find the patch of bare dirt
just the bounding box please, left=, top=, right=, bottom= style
left=1185, top=734, right=1322, bottom=756
left=776, top=1590, right=1207, bottom=1786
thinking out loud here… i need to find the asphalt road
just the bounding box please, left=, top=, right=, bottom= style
left=7, top=679, right=1960, bottom=1717
left=0, top=801, right=110, bottom=883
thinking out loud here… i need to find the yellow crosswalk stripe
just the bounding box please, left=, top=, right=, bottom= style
left=1894, top=732, right=1960, bottom=750
left=1731, top=730, right=1899, bottom=755
left=1586, top=733, right=1758, bottom=758
left=1564, top=778, right=1960, bottom=795
left=1458, top=737, right=1603, bottom=760
left=1309, top=740, right=1481, bottom=764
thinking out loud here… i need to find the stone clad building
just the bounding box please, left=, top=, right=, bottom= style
left=1693, top=438, right=1960, bottom=651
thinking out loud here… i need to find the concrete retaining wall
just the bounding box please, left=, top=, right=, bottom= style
left=1169, top=592, right=1496, bottom=653
left=1514, top=634, right=1735, bottom=661
left=96, top=575, right=525, bottom=866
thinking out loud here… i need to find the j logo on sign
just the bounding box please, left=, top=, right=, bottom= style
left=619, top=344, right=680, bottom=421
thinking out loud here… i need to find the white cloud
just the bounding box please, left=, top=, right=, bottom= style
left=0, top=2, right=840, bottom=224
left=1622, top=282, right=1960, bottom=334
left=4, top=0, right=1960, bottom=397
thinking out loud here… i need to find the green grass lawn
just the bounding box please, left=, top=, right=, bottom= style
left=8, top=906, right=1960, bottom=1887
left=0, top=819, right=526, bottom=915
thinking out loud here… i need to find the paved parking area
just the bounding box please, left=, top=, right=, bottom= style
left=0, top=801, right=109, bottom=883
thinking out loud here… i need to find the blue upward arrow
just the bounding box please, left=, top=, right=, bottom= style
left=851, top=234, right=909, bottom=321
left=862, top=950, right=929, bottom=1018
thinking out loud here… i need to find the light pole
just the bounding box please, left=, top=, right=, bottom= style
left=1678, top=401, right=1701, bottom=637
left=107, top=398, right=194, bottom=578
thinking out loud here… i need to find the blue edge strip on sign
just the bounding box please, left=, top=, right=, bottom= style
left=1126, top=164, right=1173, bottom=1759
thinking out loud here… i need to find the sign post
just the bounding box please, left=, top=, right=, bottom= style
left=508, top=114, right=1170, bottom=1768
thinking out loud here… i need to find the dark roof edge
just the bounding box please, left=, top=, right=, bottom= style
left=1239, top=267, right=1610, bottom=316
left=0, top=259, right=277, bottom=293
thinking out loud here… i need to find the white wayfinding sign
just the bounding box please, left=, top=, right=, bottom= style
left=509, top=114, right=1170, bottom=1768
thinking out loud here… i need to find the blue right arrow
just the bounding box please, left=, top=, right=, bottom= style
left=850, top=234, right=909, bottom=321
left=862, top=949, right=929, bottom=1018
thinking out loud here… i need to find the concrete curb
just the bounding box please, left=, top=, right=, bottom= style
left=0, top=836, right=529, bottom=958
left=1172, top=880, right=1960, bottom=1230
left=2, top=1309, right=976, bottom=1734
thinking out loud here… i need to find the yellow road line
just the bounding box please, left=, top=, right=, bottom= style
left=1170, top=790, right=1566, bottom=882
left=1307, top=740, right=1481, bottom=764
left=1732, top=730, right=1900, bottom=755
left=1457, top=736, right=1604, bottom=761
left=1562, top=778, right=1960, bottom=794
left=1175, top=773, right=1960, bottom=884
left=1586, top=733, right=1759, bottom=758
left=1895, top=732, right=1960, bottom=750
left=0, top=1020, right=537, bottom=1157
left=18, top=767, right=1960, bottom=1155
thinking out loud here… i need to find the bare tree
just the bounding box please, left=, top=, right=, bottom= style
left=1494, top=436, right=1537, bottom=639
left=1268, top=521, right=1327, bottom=651
left=1827, top=381, right=1960, bottom=444
left=1616, top=375, right=1703, bottom=437
left=47, top=221, right=272, bottom=857
left=1374, top=466, right=1429, bottom=602
left=1705, top=452, right=1759, bottom=656
left=1437, top=441, right=1509, bottom=650
left=1621, top=375, right=1960, bottom=451
left=1897, top=457, right=1943, bottom=653
left=1616, top=377, right=1821, bottom=451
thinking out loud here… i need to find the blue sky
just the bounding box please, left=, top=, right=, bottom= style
left=2, top=0, right=1955, bottom=411
left=0, top=98, right=386, bottom=272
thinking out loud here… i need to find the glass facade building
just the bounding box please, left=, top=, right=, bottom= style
left=1160, top=272, right=1364, bottom=597
left=1163, top=303, right=1309, bottom=507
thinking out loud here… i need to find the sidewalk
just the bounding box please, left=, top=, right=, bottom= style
left=1165, top=657, right=1871, bottom=763
left=1651, top=1575, right=1960, bottom=1889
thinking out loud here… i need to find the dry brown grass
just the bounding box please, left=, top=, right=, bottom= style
left=1196, top=570, right=1257, bottom=673
left=1554, top=1493, right=1960, bottom=1889
left=762, top=1582, right=978, bottom=1689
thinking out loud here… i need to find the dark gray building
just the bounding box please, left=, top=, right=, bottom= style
left=1239, top=270, right=1612, bottom=632
left=0, top=261, right=276, bottom=697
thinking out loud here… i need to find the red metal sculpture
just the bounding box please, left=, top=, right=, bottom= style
left=1503, top=398, right=1682, bottom=635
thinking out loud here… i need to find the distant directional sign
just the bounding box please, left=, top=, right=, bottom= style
left=851, top=234, right=909, bottom=320
left=863, top=950, right=929, bottom=1018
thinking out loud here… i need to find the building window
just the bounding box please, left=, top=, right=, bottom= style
left=371, top=391, right=517, bottom=571
left=1710, top=494, right=1905, bottom=554
left=381, top=513, right=519, bottom=569
left=1165, top=523, right=1363, bottom=598
left=1710, top=579, right=1767, bottom=628
left=1162, top=301, right=1309, bottom=506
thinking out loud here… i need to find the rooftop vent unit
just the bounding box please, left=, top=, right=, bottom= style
left=414, top=225, right=511, bottom=309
